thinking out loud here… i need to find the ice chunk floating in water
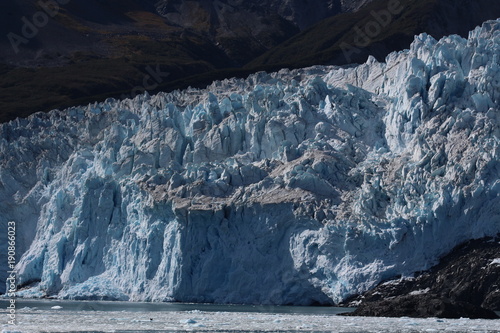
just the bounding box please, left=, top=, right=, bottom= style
left=0, top=19, right=499, bottom=304
left=1, top=301, right=500, bottom=333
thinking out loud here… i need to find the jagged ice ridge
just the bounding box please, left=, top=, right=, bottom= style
left=1, top=20, right=499, bottom=305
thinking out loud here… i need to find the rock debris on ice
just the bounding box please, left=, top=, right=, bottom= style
left=0, top=20, right=499, bottom=304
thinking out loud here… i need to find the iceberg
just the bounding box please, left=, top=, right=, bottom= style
left=0, top=20, right=499, bottom=304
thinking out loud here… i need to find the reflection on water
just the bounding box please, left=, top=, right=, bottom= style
left=1, top=298, right=355, bottom=315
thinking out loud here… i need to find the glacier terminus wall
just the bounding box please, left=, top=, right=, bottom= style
left=0, top=20, right=499, bottom=304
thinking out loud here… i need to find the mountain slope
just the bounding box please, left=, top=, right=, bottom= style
left=2, top=0, right=499, bottom=125
left=1, top=20, right=499, bottom=302
left=152, top=0, right=375, bottom=60
left=0, top=0, right=233, bottom=123
left=0, top=0, right=372, bottom=124
left=0, top=0, right=372, bottom=66
left=248, top=0, right=500, bottom=69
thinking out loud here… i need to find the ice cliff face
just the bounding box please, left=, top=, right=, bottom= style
left=1, top=20, right=499, bottom=304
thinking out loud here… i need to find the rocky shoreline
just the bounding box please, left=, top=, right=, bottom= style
left=343, top=236, right=500, bottom=319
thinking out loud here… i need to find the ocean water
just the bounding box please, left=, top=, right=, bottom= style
left=0, top=299, right=354, bottom=314
left=1, top=299, right=499, bottom=333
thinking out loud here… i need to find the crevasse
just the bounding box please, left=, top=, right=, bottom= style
left=0, top=20, right=499, bottom=304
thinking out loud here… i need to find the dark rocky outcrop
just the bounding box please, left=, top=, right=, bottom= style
left=344, top=236, right=500, bottom=318
left=349, top=294, right=499, bottom=319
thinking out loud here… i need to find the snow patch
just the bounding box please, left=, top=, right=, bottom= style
left=489, top=258, right=500, bottom=265
left=409, top=288, right=430, bottom=296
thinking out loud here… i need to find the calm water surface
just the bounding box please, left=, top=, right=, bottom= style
left=1, top=298, right=354, bottom=315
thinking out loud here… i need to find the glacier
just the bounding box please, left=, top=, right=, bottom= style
left=1, top=19, right=499, bottom=305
